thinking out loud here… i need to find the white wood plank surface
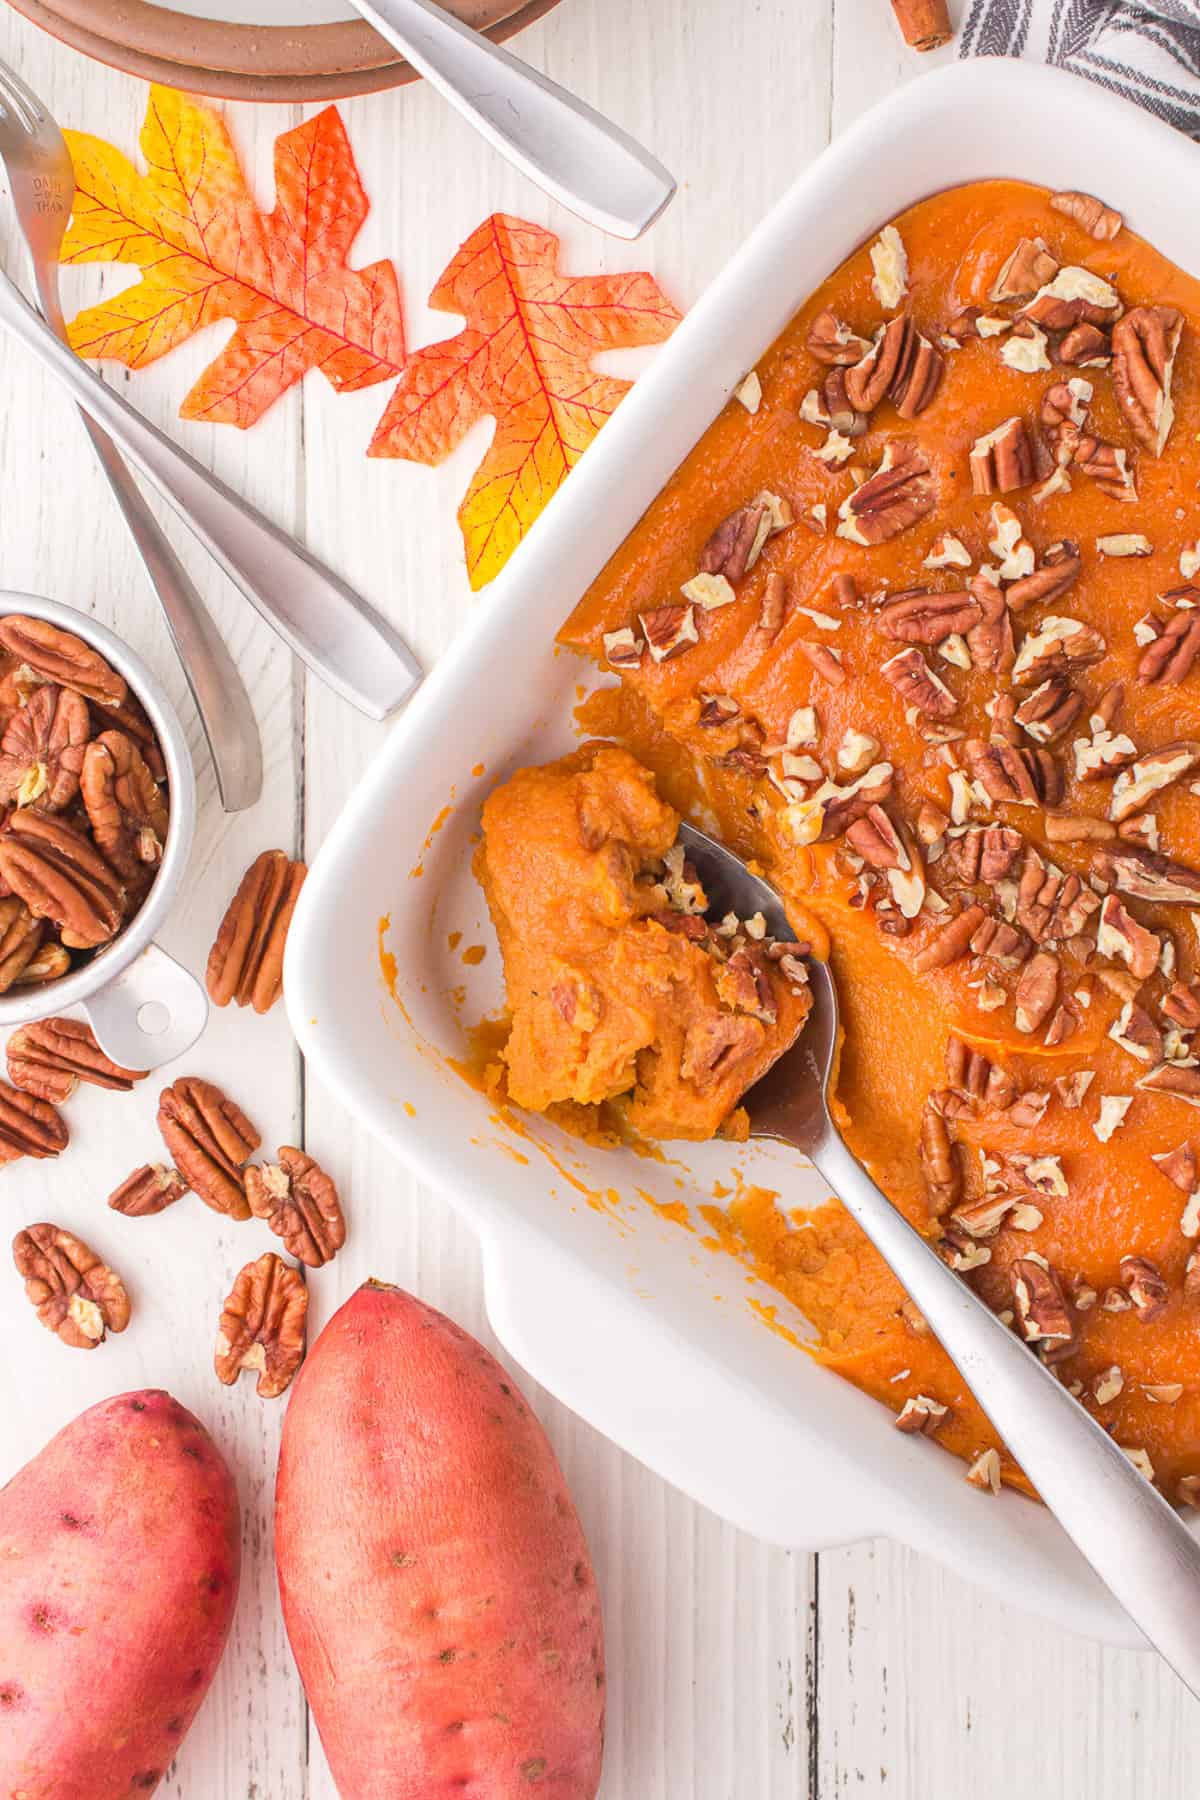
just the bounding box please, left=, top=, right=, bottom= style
left=0, top=0, right=1197, bottom=1795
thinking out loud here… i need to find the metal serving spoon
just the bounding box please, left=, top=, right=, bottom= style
left=0, top=56, right=261, bottom=811
left=347, top=0, right=676, bottom=239
left=679, top=820, right=1200, bottom=1697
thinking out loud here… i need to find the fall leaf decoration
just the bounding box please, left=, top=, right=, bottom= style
left=368, top=214, right=681, bottom=588
left=62, top=86, right=404, bottom=429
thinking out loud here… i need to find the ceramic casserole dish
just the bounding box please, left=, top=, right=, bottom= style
left=287, top=58, right=1200, bottom=1646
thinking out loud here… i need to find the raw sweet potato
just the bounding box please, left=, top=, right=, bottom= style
left=0, top=1388, right=240, bottom=1799
left=276, top=1281, right=605, bottom=1798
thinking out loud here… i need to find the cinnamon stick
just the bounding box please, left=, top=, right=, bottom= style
left=889, top=0, right=953, bottom=51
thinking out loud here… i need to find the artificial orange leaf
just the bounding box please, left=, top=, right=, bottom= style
left=62, top=86, right=404, bottom=428
left=368, top=214, right=680, bottom=588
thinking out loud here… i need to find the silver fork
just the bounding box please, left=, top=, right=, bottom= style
left=0, top=57, right=262, bottom=811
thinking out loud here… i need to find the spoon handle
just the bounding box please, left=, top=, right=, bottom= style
left=348, top=0, right=676, bottom=240
left=812, top=1125, right=1200, bottom=1696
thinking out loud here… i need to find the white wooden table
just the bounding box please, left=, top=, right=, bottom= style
left=1, top=0, right=1197, bottom=1793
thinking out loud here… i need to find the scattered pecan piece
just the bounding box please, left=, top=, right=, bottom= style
left=0, top=616, right=126, bottom=709
left=1111, top=305, right=1183, bottom=456
left=1005, top=541, right=1081, bottom=612
left=1012, top=1258, right=1074, bottom=1347
left=207, top=850, right=308, bottom=1015
left=1154, top=1141, right=1199, bottom=1191
left=1096, top=895, right=1161, bottom=981
left=964, top=576, right=1014, bottom=675
left=1101, top=846, right=1200, bottom=906
left=640, top=604, right=698, bottom=662
left=980, top=824, right=1024, bottom=881
left=602, top=628, right=642, bottom=668
left=0, top=809, right=124, bottom=949
left=1020, top=267, right=1122, bottom=330
left=1014, top=951, right=1059, bottom=1034
left=0, top=895, right=43, bottom=994
left=969, top=417, right=1038, bottom=495
left=797, top=640, right=845, bottom=687
left=1012, top=614, right=1106, bottom=686
left=6, top=1018, right=145, bottom=1105
left=807, top=308, right=871, bottom=366
left=700, top=500, right=773, bottom=583
left=214, top=1251, right=306, bottom=1399
left=1049, top=191, right=1122, bottom=239
left=971, top=915, right=1033, bottom=967
left=157, top=1077, right=260, bottom=1221
left=880, top=646, right=957, bottom=718
left=912, top=903, right=987, bottom=973
left=80, top=730, right=169, bottom=878
left=0, top=684, right=90, bottom=813
left=1111, top=743, right=1200, bottom=824
left=894, top=1394, right=950, bottom=1435
left=1139, top=1063, right=1200, bottom=1107
left=12, top=1223, right=129, bottom=1348
left=836, top=442, right=935, bottom=545
left=1162, top=983, right=1200, bottom=1030
left=1013, top=676, right=1082, bottom=745
left=843, top=316, right=909, bottom=413
left=245, top=1147, right=345, bottom=1268
left=919, top=1092, right=961, bottom=1216
left=945, top=1034, right=1016, bottom=1109
left=109, top=1162, right=189, bottom=1217
left=0, top=1079, right=67, bottom=1162
left=1057, top=323, right=1111, bottom=366
left=1120, top=1254, right=1169, bottom=1322
left=758, top=571, right=789, bottom=637
left=1074, top=434, right=1138, bottom=502
left=964, top=738, right=1062, bottom=808
left=876, top=588, right=979, bottom=645
left=990, top=236, right=1059, bottom=303
left=1138, top=602, right=1200, bottom=685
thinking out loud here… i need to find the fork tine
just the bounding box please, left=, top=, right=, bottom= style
left=0, top=60, right=49, bottom=134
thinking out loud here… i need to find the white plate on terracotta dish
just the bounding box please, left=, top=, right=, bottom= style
left=7, top=0, right=565, bottom=101
left=286, top=59, right=1200, bottom=1646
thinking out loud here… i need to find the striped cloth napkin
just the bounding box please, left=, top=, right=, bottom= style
left=959, top=0, right=1200, bottom=134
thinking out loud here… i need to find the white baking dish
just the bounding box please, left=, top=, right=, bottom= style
left=287, top=58, right=1200, bottom=1647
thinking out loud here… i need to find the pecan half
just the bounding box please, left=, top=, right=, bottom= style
left=1013, top=676, right=1082, bottom=745
left=12, top=1223, right=129, bottom=1348
left=0, top=1079, right=67, bottom=1162
left=971, top=915, right=1033, bottom=967
left=109, top=1163, right=189, bottom=1217
left=1138, top=603, right=1200, bottom=685
left=1120, top=1254, right=1168, bottom=1321
left=7, top=1018, right=145, bottom=1105
left=912, top=902, right=988, bottom=973
left=1011, top=1258, right=1074, bottom=1346
left=990, top=235, right=1059, bottom=303
left=964, top=576, right=1014, bottom=675
left=1016, top=848, right=1098, bottom=942
left=1111, top=305, right=1183, bottom=456
left=206, top=850, right=307, bottom=1015
left=157, top=1077, right=261, bottom=1220
left=11, top=941, right=67, bottom=987
left=945, top=1034, right=1017, bottom=1109
left=0, top=809, right=124, bottom=949
left=919, top=1092, right=961, bottom=1216
left=876, top=588, right=979, bottom=645
left=843, top=316, right=911, bottom=413
left=964, top=738, right=1062, bottom=808
left=1049, top=191, right=1122, bottom=240
left=880, top=646, right=957, bottom=718
left=1012, top=614, right=1106, bottom=686
left=0, top=684, right=90, bottom=812
left=845, top=804, right=907, bottom=871
left=891, top=327, right=945, bottom=420
left=1005, top=541, right=1081, bottom=613
left=1101, top=847, right=1200, bottom=906
left=0, top=616, right=126, bottom=709
left=836, top=442, right=935, bottom=545
left=245, top=1146, right=345, bottom=1268
left=980, top=823, right=1024, bottom=881
left=0, top=896, right=43, bottom=994
left=1014, top=951, right=1059, bottom=1034
left=969, top=417, right=1038, bottom=495
left=807, top=308, right=871, bottom=366
left=80, top=730, right=168, bottom=878
left=214, top=1251, right=307, bottom=1398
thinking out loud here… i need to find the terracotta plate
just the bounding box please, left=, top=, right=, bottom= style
left=5, top=0, right=567, bottom=102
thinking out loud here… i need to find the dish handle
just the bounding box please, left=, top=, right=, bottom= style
left=85, top=943, right=209, bottom=1072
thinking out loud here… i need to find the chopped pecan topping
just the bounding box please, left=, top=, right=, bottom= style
left=1044, top=814, right=1115, bottom=845
left=0, top=809, right=124, bottom=949
left=916, top=800, right=950, bottom=845
left=919, top=1092, right=961, bottom=1216
left=969, top=417, right=1039, bottom=495
left=603, top=628, right=642, bottom=668
left=758, top=571, right=789, bottom=636
left=80, top=730, right=168, bottom=879
left=1138, top=603, right=1200, bottom=685
left=700, top=496, right=785, bottom=583
left=881, top=646, right=957, bottom=718
left=1120, top=1254, right=1169, bottom=1321
left=807, top=308, right=871, bottom=366
left=1110, top=999, right=1163, bottom=1065
left=1110, top=742, right=1200, bottom=822
left=12, top=1222, right=130, bottom=1349
left=836, top=442, right=935, bottom=545
left=1049, top=190, right=1122, bottom=240
left=1161, top=983, right=1200, bottom=1030
left=1073, top=726, right=1137, bottom=781
left=714, top=946, right=778, bottom=1023
left=945, top=1033, right=1016, bottom=1109
left=963, top=576, right=1014, bottom=675
left=912, top=902, right=987, bottom=973
left=1111, top=305, right=1183, bottom=456
left=214, top=1251, right=307, bottom=1399
left=876, top=588, right=979, bottom=645
left=843, top=316, right=909, bottom=413
left=1014, top=951, right=1059, bottom=1034
left=1074, top=434, right=1138, bottom=502
left=1057, top=322, right=1111, bottom=366
left=7, top=1018, right=145, bottom=1105
left=1016, top=848, right=1098, bottom=942
left=1096, top=894, right=1161, bottom=980
left=797, top=640, right=846, bottom=686
left=970, top=916, right=1032, bottom=967
left=980, top=823, right=1024, bottom=881
left=894, top=1394, right=950, bottom=1435
left=991, top=236, right=1059, bottom=303
left=246, top=1146, right=346, bottom=1268
left=1012, top=614, right=1106, bottom=686
left=158, top=1077, right=261, bottom=1220
left=1012, top=1258, right=1074, bottom=1346
left=845, top=803, right=907, bottom=871
left=1005, top=541, right=1081, bottom=612
left=0, top=1080, right=67, bottom=1163
left=1101, top=846, right=1200, bottom=905
left=1139, top=1063, right=1200, bottom=1107
left=109, top=1162, right=189, bottom=1217
left=1020, top=266, right=1122, bottom=330
left=870, top=225, right=908, bottom=310
left=0, top=615, right=126, bottom=709
left=0, top=895, right=43, bottom=994
left=1013, top=676, right=1082, bottom=745
left=964, top=738, right=1062, bottom=808
left=966, top=1447, right=1003, bottom=1494
left=0, top=684, right=89, bottom=812
left=639, top=603, right=699, bottom=663
left=207, top=850, right=308, bottom=1015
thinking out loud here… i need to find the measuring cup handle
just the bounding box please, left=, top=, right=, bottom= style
left=84, top=942, right=209, bottom=1072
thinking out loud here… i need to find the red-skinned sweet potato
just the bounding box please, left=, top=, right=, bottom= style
left=0, top=1389, right=239, bottom=1799
left=276, top=1281, right=605, bottom=1798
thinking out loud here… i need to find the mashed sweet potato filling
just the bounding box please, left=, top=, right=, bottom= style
left=479, top=180, right=1200, bottom=1502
